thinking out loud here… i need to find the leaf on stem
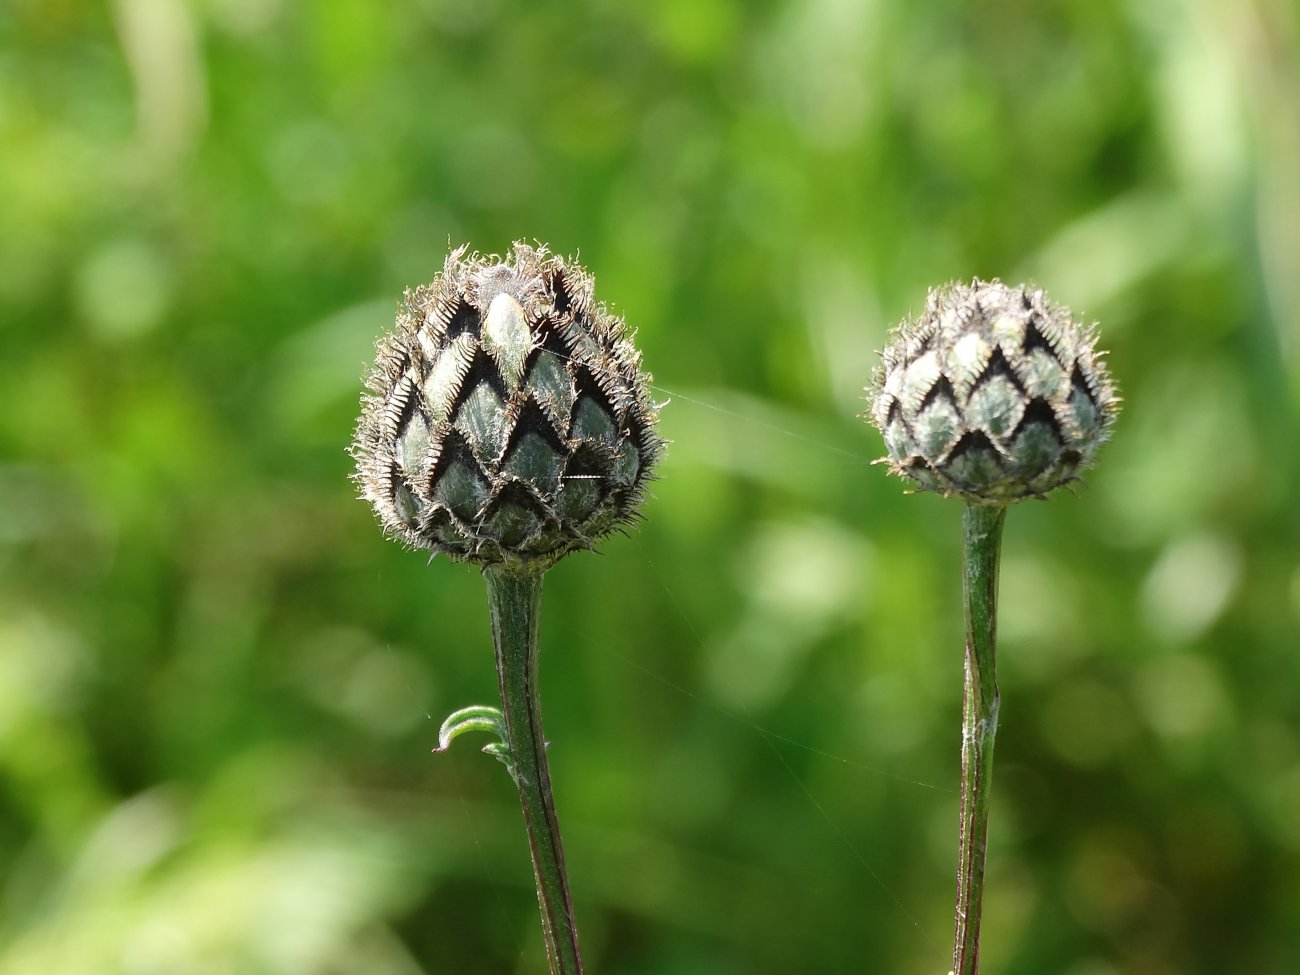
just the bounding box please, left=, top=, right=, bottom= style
left=435, top=704, right=513, bottom=768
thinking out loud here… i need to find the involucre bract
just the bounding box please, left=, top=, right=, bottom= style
left=353, top=242, right=663, bottom=567
left=869, top=280, right=1118, bottom=504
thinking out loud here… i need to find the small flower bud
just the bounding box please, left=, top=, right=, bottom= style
left=868, top=279, right=1118, bottom=504
left=353, top=242, right=663, bottom=566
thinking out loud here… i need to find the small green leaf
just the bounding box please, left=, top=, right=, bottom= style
left=435, top=705, right=512, bottom=768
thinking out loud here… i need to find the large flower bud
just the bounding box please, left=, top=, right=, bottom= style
left=353, top=243, right=663, bottom=566
left=868, top=280, right=1118, bottom=504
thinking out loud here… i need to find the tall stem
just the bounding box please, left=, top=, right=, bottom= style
left=483, top=566, right=584, bottom=975
left=951, top=503, right=1007, bottom=975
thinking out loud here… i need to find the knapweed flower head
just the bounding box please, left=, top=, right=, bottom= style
left=869, top=279, right=1118, bottom=504
left=353, top=242, right=663, bottom=567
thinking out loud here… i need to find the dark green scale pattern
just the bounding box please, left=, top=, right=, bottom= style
left=354, top=243, right=662, bottom=566
left=870, top=280, right=1118, bottom=505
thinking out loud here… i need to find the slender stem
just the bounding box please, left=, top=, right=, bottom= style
left=483, top=565, right=584, bottom=975
left=951, top=503, right=1007, bottom=975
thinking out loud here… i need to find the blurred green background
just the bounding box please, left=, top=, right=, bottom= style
left=3, top=0, right=1299, bottom=972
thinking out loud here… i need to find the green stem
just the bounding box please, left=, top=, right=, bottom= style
left=483, top=565, right=584, bottom=975
left=952, top=503, right=1007, bottom=975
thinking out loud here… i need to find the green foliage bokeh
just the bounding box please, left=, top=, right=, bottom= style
left=2, top=1, right=1299, bottom=972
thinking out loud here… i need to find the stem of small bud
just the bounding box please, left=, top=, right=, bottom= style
left=951, top=503, right=1006, bottom=975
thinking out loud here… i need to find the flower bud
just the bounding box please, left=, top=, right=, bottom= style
left=869, top=279, right=1118, bottom=504
left=353, top=242, right=663, bottom=566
